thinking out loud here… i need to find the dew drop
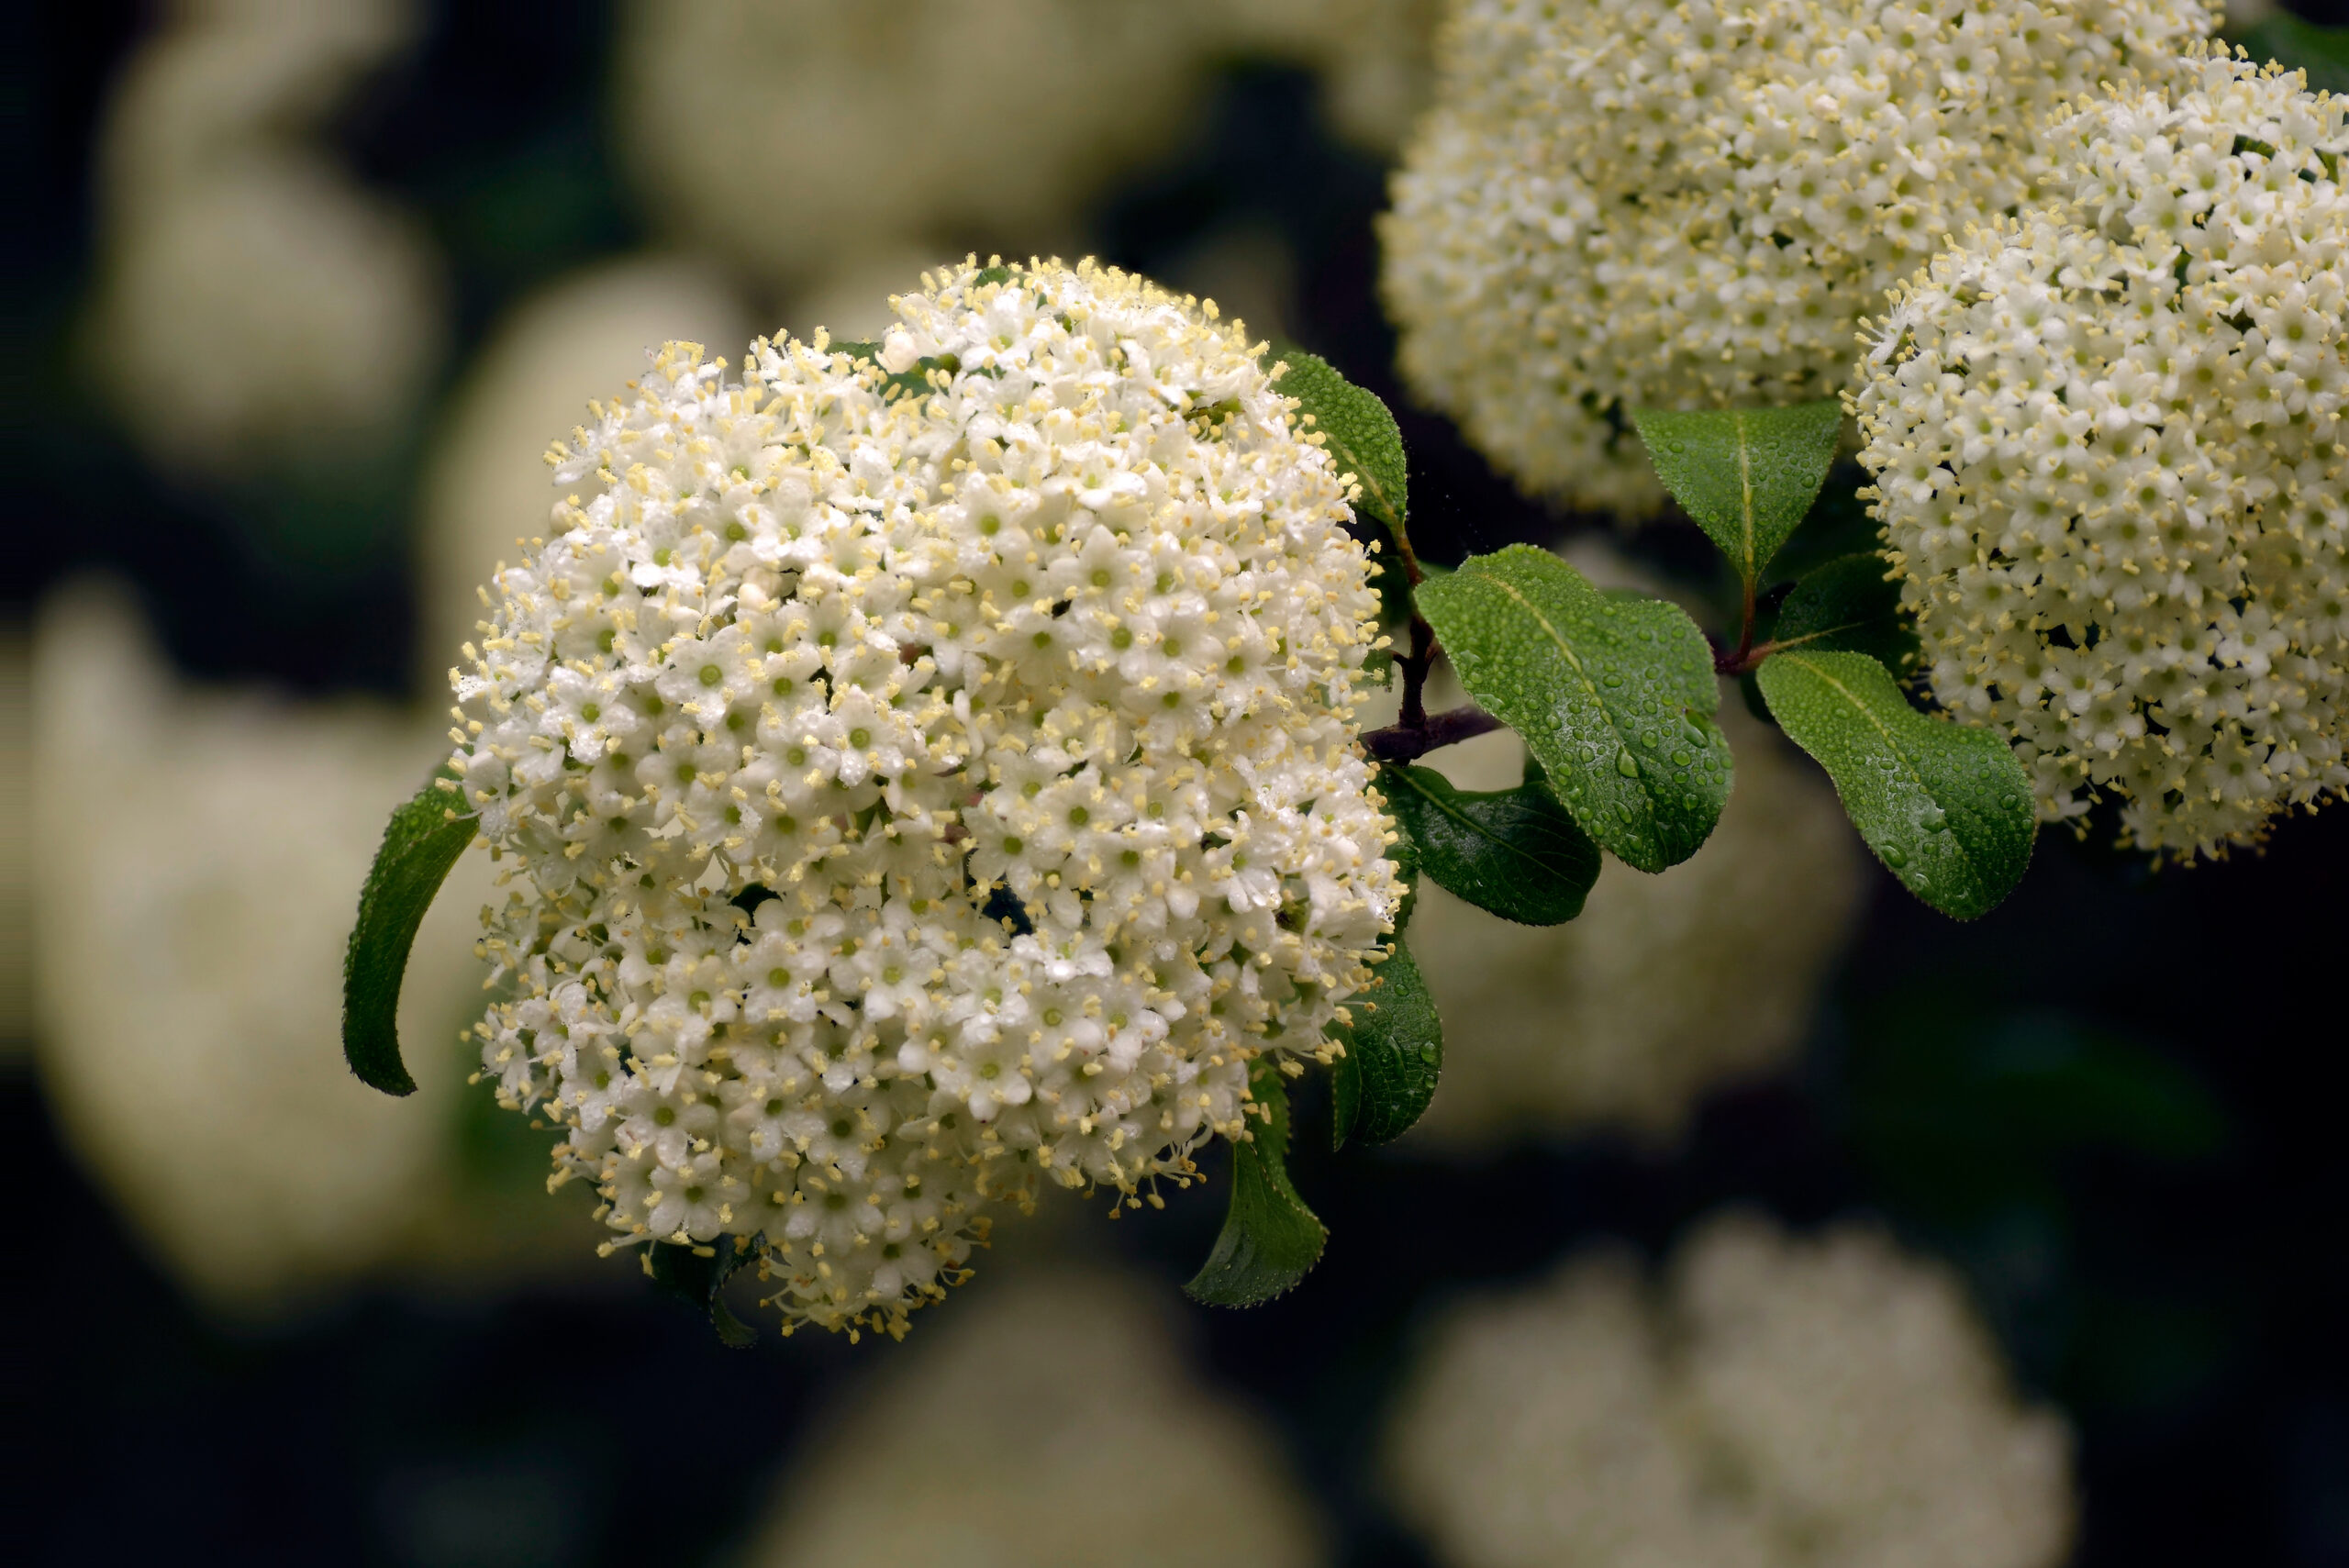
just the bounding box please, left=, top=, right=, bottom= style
left=1671, top=750, right=1692, bottom=767
left=1616, top=750, right=1642, bottom=777
left=1666, top=439, right=1686, bottom=453
left=1920, top=806, right=1949, bottom=831
left=1603, top=673, right=1624, bottom=688
left=1880, top=843, right=1909, bottom=868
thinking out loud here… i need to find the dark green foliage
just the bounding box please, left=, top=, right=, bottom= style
left=1415, top=546, right=1732, bottom=873
left=1768, top=552, right=1920, bottom=673
left=342, top=773, right=479, bottom=1096
left=1186, top=1062, right=1326, bottom=1307
left=2232, top=14, right=2349, bottom=96
left=1379, top=761, right=1598, bottom=926
left=1275, top=349, right=1408, bottom=536
left=646, top=1240, right=758, bottom=1349
left=1755, top=651, right=2034, bottom=918
left=1329, top=939, right=1443, bottom=1150
left=1631, top=401, right=1843, bottom=585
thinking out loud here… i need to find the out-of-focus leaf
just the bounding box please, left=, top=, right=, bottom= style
left=2233, top=14, right=2349, bottom=96
left=646, top=1240, right=757, bottom=1349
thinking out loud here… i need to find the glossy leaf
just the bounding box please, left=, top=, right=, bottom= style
left=1756, top=650, right=2033, bottom=918
left=342, top=773, right=478, bottom=1095
left=1330, top=938, right=1443, bottom=1150
left=1378, top=761, right=1598, bottom=925
left=1414, top=545, right=1732, bottom=873
left=1186, top=1061, right=1326, bottom=1307
left=1276, top=349, right=1408, bottom=536
left=1631, top=401, right=1843, bottom=585
left=1767, top=552, right=1920, bottom=673
left=646, top=1240, right=757, bottom=1349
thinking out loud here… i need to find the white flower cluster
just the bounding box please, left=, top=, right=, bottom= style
left=1380, top=0, right=2213, bottom=517
left=451, top=259, right=1397, bottom=1336
left=1386, top=1212, right=2076, bottom=1568
left=82, top=0, right=446, bottom=481
left=1858, top=54, right=2349, bottom=855
left=30, top=583, right=492, bottom=1316
left=745, top=1265, right=1327, bottom=1567
left=615, top=0, right=1439, bottom=295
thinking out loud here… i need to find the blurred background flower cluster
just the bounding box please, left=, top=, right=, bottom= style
left=10, top=3, right=2346, bottom=1565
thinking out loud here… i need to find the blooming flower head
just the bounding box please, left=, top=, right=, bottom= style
left=1380, top=0, right=2213, bottom=516
left=1855, top=53, right=2349, bottom=856
left=449, top=258, right=1398, bottom=1335
left=1385, top=1213, right=2076, bottom=1568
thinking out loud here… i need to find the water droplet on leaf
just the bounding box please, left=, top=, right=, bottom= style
left=1616, top=750, right=1641, bottom=777
left=1880, top=843, right=1909, bottom=868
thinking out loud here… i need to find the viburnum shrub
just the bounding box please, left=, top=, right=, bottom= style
left=344, top=26, right=2349, bottom=1345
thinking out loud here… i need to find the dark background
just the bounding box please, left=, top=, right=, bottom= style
left=13, top=4, right=2347, bottom=1564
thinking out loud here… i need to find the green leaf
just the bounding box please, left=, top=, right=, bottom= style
left=1378, top=760, right=1598, bottom=925
left=1755, top=651, right=2033, bottom=918
left=1766, top=552, right=1920, bottom=673
left=1330, top=937, right=1443, bottom=1149
left=2233, top=14, right=2349, bottom=96
left=1631, top=401, right=1843, bottom=585
left=1186, top=1061, right=1326, bottom=1307
left=1275, top=349, right=1408, bottom=537
left=1414, top=545, right=1733, bottom=873
left=646, top=1240, right=757, bottom=1349
left=1330, top=1040, right=1362, bottom=1153
left=342, top=773, right=479, bottom=1095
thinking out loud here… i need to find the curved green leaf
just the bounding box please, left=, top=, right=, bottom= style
left=1330, top=938, right=1443, bottom=1150
left=342, top=773, right=478, bottom=1095
left=1379, top=762, right=1598, bottom=926
left=1276, top=349, right=1408, bottom=537
left=1414, top=545, right=1732, bottom=873
left=1186, top=1061, right=1325, bottom=1307
left=1755, top=651, right=2033, bottom=919
left=1631, top=401, right=1842, bottom=585
left=646, top=1240, right=757, bottom=1349
left=1767, top=552, right=1920, bottom=673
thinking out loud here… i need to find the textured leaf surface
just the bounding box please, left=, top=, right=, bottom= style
left=647, top=1240, right=757, bottom=1349
left=1277, top=350, right=1408, bottom=534
left=342, top=774, right=478, bottom=1095
left=1756, top=651, right=2033, bottom=918
left=1769, top=552, right=1920, bottom=673
left=1415, top=546, right=1732, bottom=873
left=1187, top=1062, right=1326, bottom=1307
left=1379, top=762, right=1598, bottom=925
left=1330, top=938, right=1443, bottom=1149
left=1631, top=402, right=1842, bottom=584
